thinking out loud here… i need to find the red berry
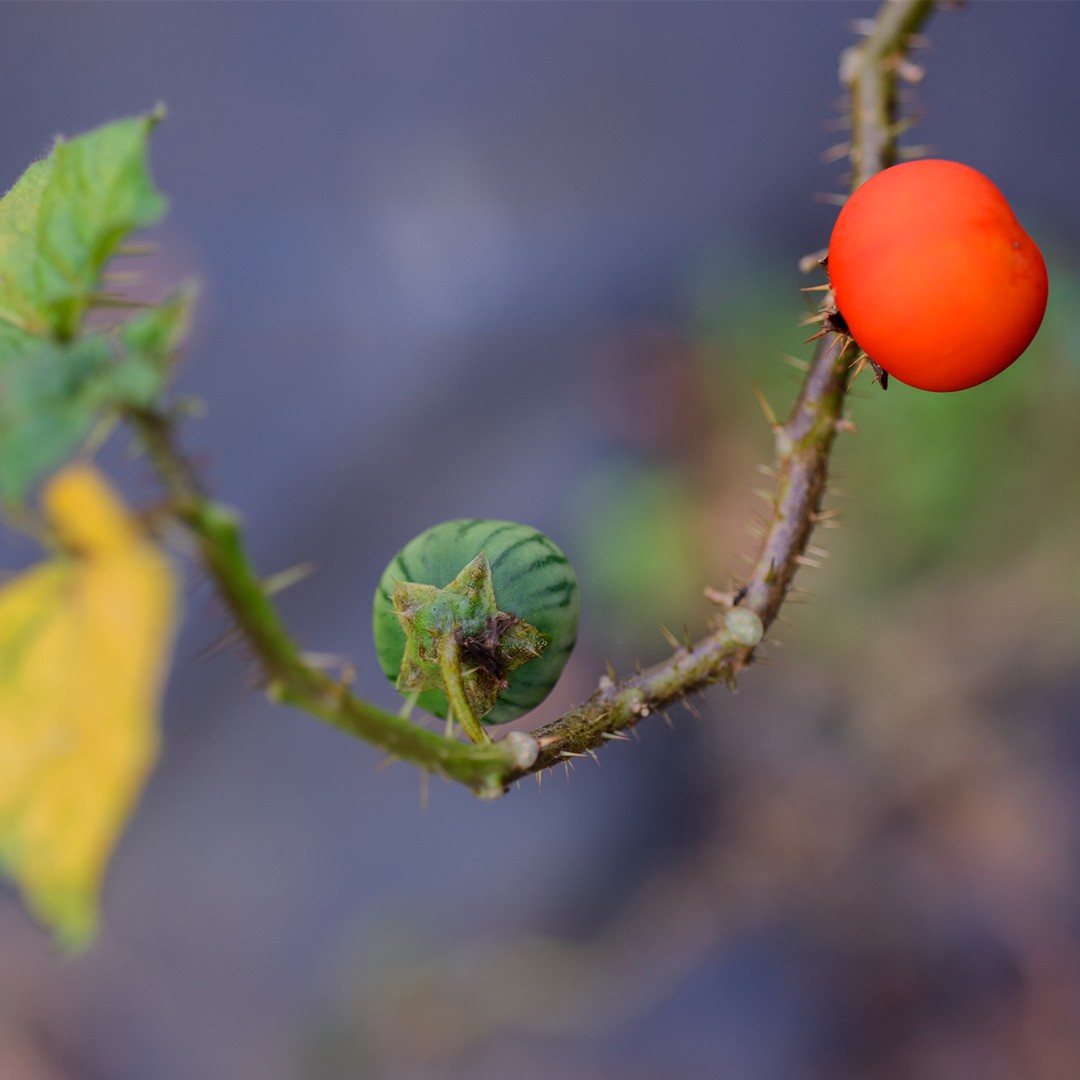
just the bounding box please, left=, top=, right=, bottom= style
left=827, top=160, right=1048, bottom=392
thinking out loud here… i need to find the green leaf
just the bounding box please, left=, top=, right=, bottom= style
left=120, top=285, right=195, bottom=362
left=0, top=159, right=54, bottom=335
left=0, top=109, right=167, bottom=340
left=37, top=110, right=168, bottom=338
left=0, top=322, right=170, bottom=504
left=0, top=111, right=182, bottom=504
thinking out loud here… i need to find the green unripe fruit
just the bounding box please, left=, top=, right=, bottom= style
left=373, top=519, right=580, bottom=728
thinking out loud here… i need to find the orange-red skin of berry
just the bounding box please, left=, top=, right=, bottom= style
left=827, top=160, right=1048, bottom=392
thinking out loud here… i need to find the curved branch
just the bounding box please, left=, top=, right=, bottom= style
left=512, top=332, right=852, bottom=781
left=130, top=407, right=525, bottom=798
left=134, top=0, right=938, bottom=796
left=500, top=0, right=938, bottom=783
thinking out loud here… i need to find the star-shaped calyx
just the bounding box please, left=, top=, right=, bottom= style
left=391, top=553, right=548, bottom=728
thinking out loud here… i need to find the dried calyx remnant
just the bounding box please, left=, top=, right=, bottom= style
left=392, top=553, right=547, bottom=742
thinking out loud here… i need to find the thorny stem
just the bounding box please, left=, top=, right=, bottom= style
left=136, top=0, right=937, bottom=796
left=130, top=407, right=519, bottom=798
left=843, top=0, right=937, bottom=186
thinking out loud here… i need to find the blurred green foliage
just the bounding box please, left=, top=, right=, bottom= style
left=573, top=257, right=1080, bottom=662
left=0, top=112, right=189, bottom=504
left=572, top=461, right=707, bottom=645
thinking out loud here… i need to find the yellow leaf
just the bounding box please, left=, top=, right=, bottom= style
left=0, top=464, right=176, bottom=948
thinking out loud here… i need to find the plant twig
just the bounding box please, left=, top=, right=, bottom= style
left=134, top=0, right=938, bottom=796
left=130, top=407, right=523, bottom=798
left=844, top=0, right=936, bottom=185
left=498, top=0, right=939, bottom=783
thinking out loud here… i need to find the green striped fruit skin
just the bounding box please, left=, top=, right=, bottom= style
left=373, top=519, right=579, bottom=726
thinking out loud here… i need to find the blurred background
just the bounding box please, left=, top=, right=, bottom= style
left=2, top=2, right=1080, bottom=1078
